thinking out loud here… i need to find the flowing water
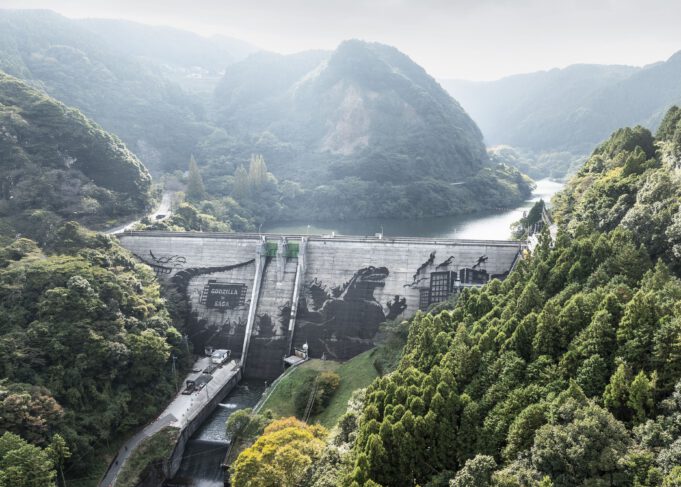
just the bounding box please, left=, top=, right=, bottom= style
left=262, top=178, right=564, bottom=240
left=169, top=381, right=266, bottom=487
left=171, top=178, right=564, bottom=485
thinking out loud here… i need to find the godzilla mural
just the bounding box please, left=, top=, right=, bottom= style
left=129, top=240, right=518, bottom=378
left=292, top=266, right=408, bottom=360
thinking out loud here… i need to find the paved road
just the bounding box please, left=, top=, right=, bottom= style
left=98, top=413, right=177, bottom=487
left=106, top=191, right=173, bottom=235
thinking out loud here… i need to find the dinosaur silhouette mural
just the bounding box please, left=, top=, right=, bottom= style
left=293, top=266, right=406, bottom=359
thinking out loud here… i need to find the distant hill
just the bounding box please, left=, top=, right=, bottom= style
left=442, top=53, right=681, bottom=174
left=0, top=9, right=253, bottom=172
left=203, top=40, right=531, bottom=220
left=77, top=18, right=258, bottom=94
left=0, top=71, right=151, bottom=240
left=214, top=40, right=491, bottom=183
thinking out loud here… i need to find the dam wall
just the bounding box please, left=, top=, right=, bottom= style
left=119, top=232, right=522, bottom=379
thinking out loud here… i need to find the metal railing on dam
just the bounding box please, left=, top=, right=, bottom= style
left=118, top=229, right=523, bottom=247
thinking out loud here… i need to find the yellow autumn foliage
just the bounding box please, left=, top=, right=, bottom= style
left=231, top=417, right=328, bottom=487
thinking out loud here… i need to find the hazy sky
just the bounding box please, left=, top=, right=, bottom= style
left=2, top=0, right=681, bottom=80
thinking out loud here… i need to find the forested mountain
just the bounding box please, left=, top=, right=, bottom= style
left=197, top=40, right=532, bottom=221
left=0, top=9, right=224, bottom=172
left=214, top=40, right=488, bottom=182
left=0, top=61, right=194, bottom=485
left=244, top=108, right=681, bottom=486
left=443, top=53, right=681, bottom=176
left=0, top=71, right=151, bottom=241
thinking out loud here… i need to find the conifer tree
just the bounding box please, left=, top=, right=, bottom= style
left=234, top=164, right=249, bottom=199
left=186, top=155, right=206, bottom=202
left=248, top=154, right=268, bottom=190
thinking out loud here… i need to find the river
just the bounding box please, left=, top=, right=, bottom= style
left=168, top=381, right=266, bottom=487
left=262, top=178, right=564, bottom=240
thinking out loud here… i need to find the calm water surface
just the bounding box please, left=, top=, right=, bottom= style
left=262, top=178, right=564, bottom=240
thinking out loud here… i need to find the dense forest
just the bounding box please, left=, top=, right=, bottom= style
left=0, top=224, right=190, bottom=485
left=0, top=68, right=188, bottom=484
left=229, top=108, right=681, bottom=486
left=0, top=71, right=152, bottom=240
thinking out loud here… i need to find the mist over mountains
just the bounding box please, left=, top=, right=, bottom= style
left=0, top=9, right=254, bottom=172
left=0, top=9, right=532, bottom=222
left=212, top=40, right=489, bottom=184
left=443, top=51, right=681, bottom=175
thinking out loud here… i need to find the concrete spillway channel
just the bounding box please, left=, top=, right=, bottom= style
left=99, top=359, right=242, bottom=487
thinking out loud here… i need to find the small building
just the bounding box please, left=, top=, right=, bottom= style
left=284, top=343, right=309, bottom=368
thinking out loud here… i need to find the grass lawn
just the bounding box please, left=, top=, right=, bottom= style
left=116, top=426, right=180, bottom=487
left=259, top=359, right=340, bottom=419
left=314, top=349, right=380, bottom=427
left=259, top=349, right=380, bottom=428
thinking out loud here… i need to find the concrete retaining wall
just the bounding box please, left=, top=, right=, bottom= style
left=164, top=367, right=243, bottom=479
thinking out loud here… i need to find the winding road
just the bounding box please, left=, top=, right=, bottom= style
left=106, top=191, right=173, bottom=235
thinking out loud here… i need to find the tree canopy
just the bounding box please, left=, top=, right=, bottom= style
left=294, top=106, right=681, bottom=487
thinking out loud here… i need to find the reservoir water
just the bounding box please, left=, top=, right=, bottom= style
left=262, top=178, right=564, bottom=240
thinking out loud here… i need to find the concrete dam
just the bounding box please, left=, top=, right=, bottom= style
left=118, top=232, right=523, bottom=379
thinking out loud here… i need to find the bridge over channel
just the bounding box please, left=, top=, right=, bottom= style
left=119, top=231, right=524, bottom=379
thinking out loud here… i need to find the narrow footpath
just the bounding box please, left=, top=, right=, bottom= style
left=99, top=357, right=240, bottom=487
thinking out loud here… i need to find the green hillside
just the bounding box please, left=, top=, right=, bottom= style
left=443, top=54, right=681, bottom=177
left=0, top=71, right=152, bottom=239
left=283, top=107, right=681, bottom=486
left=0, top=9, right=213, bottom=172
left=258, top=351, right=380, bottom=428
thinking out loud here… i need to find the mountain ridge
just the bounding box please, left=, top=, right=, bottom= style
left=442, top=52, right=681, bottom=175
left=213, top=39, right=490, bottom=184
